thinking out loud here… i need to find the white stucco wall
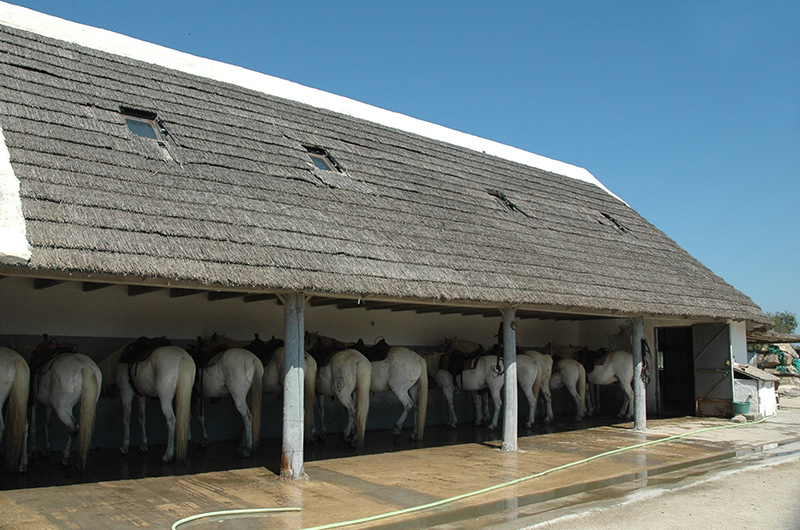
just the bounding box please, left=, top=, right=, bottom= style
left=0, top=126, right=30, bottom=264
left=0, top=276, right=584, bottom=349
left=729, top=320, right=748, bottom=365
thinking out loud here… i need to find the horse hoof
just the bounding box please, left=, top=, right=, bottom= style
left=139, top=444, right=149, bottom=454
left=162, top=454, right=173, bottom=463
left=236, top=447, right=251, bottom=458
left=446, top=423, right=457, bottom=430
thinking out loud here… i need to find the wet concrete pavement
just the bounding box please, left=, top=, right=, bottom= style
left=2, top=399, right=800, bottom=530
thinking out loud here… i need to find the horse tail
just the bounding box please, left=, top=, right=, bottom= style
left=532, top=359, right=543, bottom=405
left=415, top=354, right=428, bottom=441
left=249, top=356, right=264, bottom=451
left=303, top=354, right=317, bottom=440
left=174, top=356, right=196, bottom=462
left=577, top=362, right=587, bottom=418
left=5, top=357, right=29, bottom=471
left=78, top=366, right=99, bottom=470
left=354, top=358, right=372, bottom=449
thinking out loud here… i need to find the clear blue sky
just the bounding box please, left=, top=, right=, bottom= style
left=8, top=1, right=800, bottom=325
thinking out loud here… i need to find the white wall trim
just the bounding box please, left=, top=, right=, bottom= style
left=0, top=126, right=30, bottom=264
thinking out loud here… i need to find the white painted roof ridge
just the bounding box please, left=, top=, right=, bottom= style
left=0, top=2, right=625, bottom=203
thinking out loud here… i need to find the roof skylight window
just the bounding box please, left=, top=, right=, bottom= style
left=121, top=107, right=163, bottom=142
left=305, top=146, right=341, bottom=172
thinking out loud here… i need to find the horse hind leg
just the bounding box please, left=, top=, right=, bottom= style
left=487, top=385, right=503, bottom=431
left=43, top=407, right=53, bottom=457
left=618, top=380, right=634, bottom=419
left=520, top=384, right=536, bottom=429
left=336, top=391, right=358, bottom=447
left=157, top=395, right=177, bottom=462
left=195, top=399, right=209, bottom=449
left=136, top=396, right=149, bottom=453
left=52, top=405, right=78, bottom=468
left=389, top=384, right=414, bottom=436
left=315, top=395, right=327, bottom=440
left=472, top=392, right=485, bottom=426
left=229, top=388, right=253, bottom=457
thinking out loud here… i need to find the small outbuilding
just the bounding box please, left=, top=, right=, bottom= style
left=733, top=363, right=779, bottom=417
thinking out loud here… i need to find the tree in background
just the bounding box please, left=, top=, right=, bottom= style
left=768, top=311, right=798, bottom=334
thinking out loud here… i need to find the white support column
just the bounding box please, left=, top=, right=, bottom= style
left=632, top=317, right=646, bottom=432
left=281, top=291, right=306, bottom=479
left=500, top=306, right=518, bottom=451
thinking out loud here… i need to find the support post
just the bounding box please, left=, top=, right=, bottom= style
left=632, top=317, right=646, bottom=432
left=281, top=292, right=306, bottom=479
left=500, top=306, right=517, bottom=451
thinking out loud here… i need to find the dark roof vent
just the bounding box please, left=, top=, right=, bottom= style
left=488, top=189, right=525, bottom=215
left=599, top=212, right=630, bottom=233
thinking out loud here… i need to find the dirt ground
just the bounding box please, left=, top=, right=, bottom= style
left=508, top=397, right=800, bottom=530
left=519, top=445, right=800, bottom=530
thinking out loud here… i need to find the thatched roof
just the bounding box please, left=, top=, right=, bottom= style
left=0, top=11, right=768, bottom=325
left=747, top=330, right=800, bottom=344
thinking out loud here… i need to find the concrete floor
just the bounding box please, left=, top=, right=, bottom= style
left=2, top=401, right=800, bottom=530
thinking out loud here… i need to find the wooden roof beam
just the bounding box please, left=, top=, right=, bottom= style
left=128, top=285, right=164, bottom=296
left=207, top=291, right=242, bottom=302
left=170, top=288, right=204, bottom=298
left=34, top=278, right=63, bottom=290
left=82, top=282, right=113, bottom=292
left=243, top=293, right=277, bottom=303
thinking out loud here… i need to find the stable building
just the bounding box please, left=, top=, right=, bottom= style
left=0, top=3, right=770, bottom=478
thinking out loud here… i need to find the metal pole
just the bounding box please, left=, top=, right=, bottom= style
left=632, top=317, right=646, bottom=432
left=281, top=291, right=306, bottom=479
left=500, top=306, right=517, bottom=451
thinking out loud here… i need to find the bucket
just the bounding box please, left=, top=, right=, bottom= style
left=732, top=401, right=751, bottom=415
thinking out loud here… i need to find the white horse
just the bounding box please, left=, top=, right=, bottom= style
left=427, top=352, right=539, bottom=430
left=189, top=341, right=264, bottom=458
left=100, top=343, right=196, bottom=463
left=313, top=347, right=372, bottom=448
left=29, top=351, right=101, bottom=470
left=365, top=346, right=428, bottom=441
left=586, top=350, right=634, bottom=419
left=521, top=349, right=555, bottom=423
left=548, top=358, right=588, bottom=421
left=0, top=347, right=29, bottom=472
left=261, top=346, right=318, bottom=441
